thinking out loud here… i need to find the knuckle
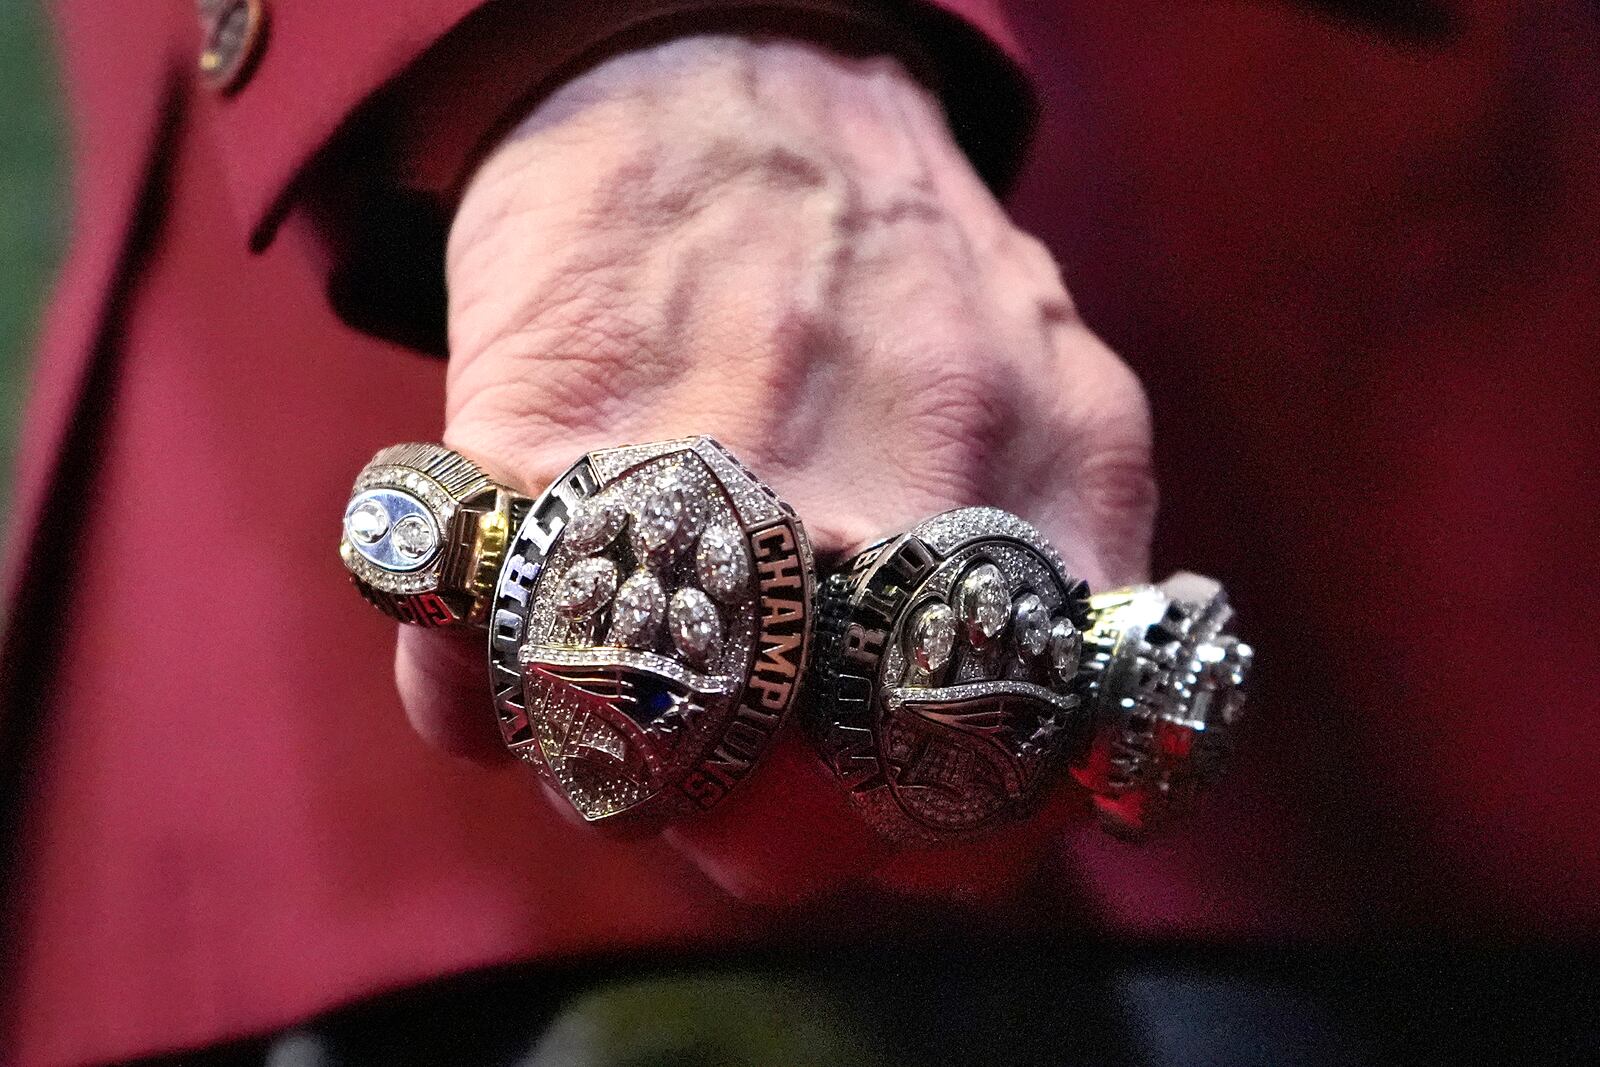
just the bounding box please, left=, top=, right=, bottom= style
left=444, top=323, right=674, bottom=488
left=886, top=341, right=1026, bottom=502
left=1070, top=349, right=1158, bottom=580
left=463, top=325, right=635, bottom=426
left=1054, top=326, right=1152, bottom=442
left=1079, top=440, right=1158, bottom=541
left=1006, top=229, right=1074, bottom=305
left=1015, top=328, right=1156, bottom=584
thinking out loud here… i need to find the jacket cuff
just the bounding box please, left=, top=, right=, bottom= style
left=225, top=0, right=1034, bottom=354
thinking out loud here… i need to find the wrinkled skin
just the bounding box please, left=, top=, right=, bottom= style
left=396, top=36, right=1156, bottom=901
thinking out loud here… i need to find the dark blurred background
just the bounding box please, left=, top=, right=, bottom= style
left=0, top=0, right=64, bottom=510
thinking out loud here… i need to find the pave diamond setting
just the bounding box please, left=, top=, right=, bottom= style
left=811, top=506, right=1092, bottom=844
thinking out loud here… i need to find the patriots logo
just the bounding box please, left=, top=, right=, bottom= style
left=883, top=681, right=1078, bottom=811
left=524, top=660, right=708, bottom=803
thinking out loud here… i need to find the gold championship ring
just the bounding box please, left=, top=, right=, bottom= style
left=340, top=443, right=522, bottom=628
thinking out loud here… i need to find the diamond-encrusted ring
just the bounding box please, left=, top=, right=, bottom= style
left=486, top=437, right=814, bottom=824
left=1073, top=572, right=1252, bottom=839
left=340, top=443, right=525, bottom=627
left=805, top=507, right=1092, bottom=845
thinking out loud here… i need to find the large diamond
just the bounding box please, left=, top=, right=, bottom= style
left=668, top=587, right=721, bottom=667
left=391, top=514, right=438, bottom=561
left=630, top=475, right=702, bottom=564
left=956, top=562, right=1009, bottom=645
left=908, top=602, right=957, bottom=673
left=1048, top=617, right=1082, bottom=677
left=695, top=526, right=750, bottom=603
left=562, top=498, right=625, bottom=554
left=347, top=499, right=390, bottom=545
left=554, top=557, right=619, bottom=619
left=1012, top=593, right=1051, bottom=657
left=610, top=570, right=666, bottom=648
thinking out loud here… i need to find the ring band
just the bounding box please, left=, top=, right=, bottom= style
left=807, top=507, right=1092, bottom=845
left=486, top=437, right=814, bottom=823
left=1074, top=572, right=1252, bottom=839
left=340, top=443, right=524, bottom=627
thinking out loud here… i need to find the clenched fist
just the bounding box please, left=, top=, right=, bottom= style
left=395, top=35, right=1156, bottom=900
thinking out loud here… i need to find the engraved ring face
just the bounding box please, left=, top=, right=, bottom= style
left=488, top=438, right=812, bottom=823
left=810, top=508, right=1091, bottom=844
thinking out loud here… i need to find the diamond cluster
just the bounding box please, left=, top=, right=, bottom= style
left=907, top=558, right=1083, bottom=691
left=545, top=470, right=748, bottom=672
left=554, top=557, right=620, bottom=618
left=881, top=517, right=1089, bottom=781
left=391, top=514, right=437, bottom=560
left=695, top=525, right=751, bottom=602
left=610, top=571, right=666, bottom=648
left=669, top=588, right=722, bottom=667
left=524, top=455, right=757, bottom=742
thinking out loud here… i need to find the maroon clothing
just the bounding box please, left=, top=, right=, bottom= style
left=5, top=0, right=1598, bottom=1064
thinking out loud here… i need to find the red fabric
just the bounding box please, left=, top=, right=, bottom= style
left=6, top=0, right=1600, bottom=1064
left=0, top=0, right=180, bottom=609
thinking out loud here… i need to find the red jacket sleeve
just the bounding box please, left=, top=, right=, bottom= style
left=189, top=0, right=1035, bottom=351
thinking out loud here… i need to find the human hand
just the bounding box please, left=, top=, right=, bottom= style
left=395, top=35, right=1156, bottom=901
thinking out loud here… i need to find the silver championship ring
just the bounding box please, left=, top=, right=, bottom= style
left=1073, top=572, right=1253, bottom=839
left=808, top=508, right=1092, bottom=845
left=487, top=437, right=814, bottom=823
left=340, top=443, right=523, bottom=627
